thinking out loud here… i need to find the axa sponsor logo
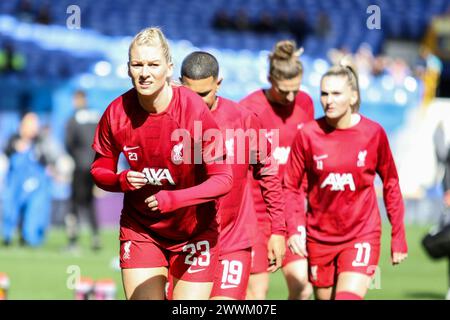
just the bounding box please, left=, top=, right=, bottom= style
left=320, top=173, right=355, bottom=191
left=272, top=146, right=291, bottom=165
left=142, top=168, right=175, bottom=186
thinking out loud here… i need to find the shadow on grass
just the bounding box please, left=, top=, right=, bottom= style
left=405, top=292, right=445, bottom=300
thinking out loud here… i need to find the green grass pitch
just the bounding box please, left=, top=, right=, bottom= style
left=0, top=224, right=447, bottom=300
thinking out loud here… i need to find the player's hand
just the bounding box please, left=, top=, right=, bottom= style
left=267, top=234, right=286, bottom=273
left=391, top=252, right=407, bottom=265
left=126, top=171, right=147, bottom=189
left=287, top=234, right=308, bottom=258
left=144, top=195, right=159, bottom=211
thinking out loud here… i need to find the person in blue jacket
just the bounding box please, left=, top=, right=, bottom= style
left=2, top=112, right=54, bottom=247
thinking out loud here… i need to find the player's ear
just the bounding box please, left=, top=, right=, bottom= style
left=350, top=90, right=358, bottom=108
left=216, top=77, right=223, bottom=89
left=166, top=62, right=174, bottom=79
left=127, top=61, right=132, bottom=78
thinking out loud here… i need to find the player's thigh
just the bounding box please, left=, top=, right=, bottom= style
left=335, top=272, right=371, bottom=298
left=172, top=278, right=213, bottom=300
left=119, top=238, right=169, bottom=300
left=336, top=238, right=380, bottom=297
left=211, top=249, right=252, bottom=300
left=282, top=256, right=309, bottom=284
left=121, top=267, right=168, bottom=300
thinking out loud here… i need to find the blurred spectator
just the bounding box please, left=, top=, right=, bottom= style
left=354, top=43, right=375, bottom=76
left=275, top=10, right=291, bottom=33
left=36, top=3, right=52, bottom=25
left=0, top=42, right=26, bottom=75
left=315, top=11, right=331, bottom=39
left=212, top=10, right=234, bottom=30
left=416, top=46, right=443, bottom=107
left=15, top=0, right=34, bottom=23
left=1, top=113, right=54, bottom=247
left=37, top=125, right=74, bottom=228
left=233, top=9, right=251, bottom=31
left=0, top=152, right=8, bottom=218
left=327, top=47, right=351, bottom=66
left=432, top=121, right=450, bottom=300
left=371, top=55, right=389, bottom=77
left=64, top=90, right=101, bottom=252
left=254, top=10, right=276, bottom=33
left=289, top=11, right=311, bottom=46
left=387, top=58, right=411, bottom=85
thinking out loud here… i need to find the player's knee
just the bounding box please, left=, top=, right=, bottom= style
left=246, top=282, right=269, bottom=300
left=299, top=282, right=313, bottom=300
left=287, top=279, right=312, bottom=300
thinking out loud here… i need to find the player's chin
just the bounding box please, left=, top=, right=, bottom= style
left=325, top=110, right=339, bottom=118
left=136, top=87, right=156, bottom=96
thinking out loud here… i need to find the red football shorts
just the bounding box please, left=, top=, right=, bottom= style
left=307, top=237, right=381, bottom=288
left=282, top=246, right=307, bottom=266
left=210, top=248, right=252, bottom=300
left=250, top=220, right=271, bottom=274
left=120, top=226, right=219, bottom=282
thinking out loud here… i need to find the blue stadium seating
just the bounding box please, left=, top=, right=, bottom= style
left=0, top=0, right=436, bottom=146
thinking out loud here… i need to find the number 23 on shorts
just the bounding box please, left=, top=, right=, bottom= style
left=182, top=240, right=211, bottom=272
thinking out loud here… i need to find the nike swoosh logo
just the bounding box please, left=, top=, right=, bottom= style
left=313, top=154, right=328, bottom=160
left=220, top=284, right=238, bottom=289
left=123, top=146, right=140, bottom=152
left=187, top=268, right=206, bottom=274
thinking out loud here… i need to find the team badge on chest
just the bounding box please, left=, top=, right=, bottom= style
left=171, top=142, right=184, bottom=164
left=357, top=150, right=367, bottom=167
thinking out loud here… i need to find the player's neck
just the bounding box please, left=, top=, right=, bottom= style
left=209, top=97, right=219, bottom=111
left=138, top=84, right=173, bottom=114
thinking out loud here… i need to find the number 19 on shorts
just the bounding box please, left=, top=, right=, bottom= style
left=221, top=260, right=243, bottom=287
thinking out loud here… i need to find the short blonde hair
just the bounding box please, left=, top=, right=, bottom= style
left=128, top=27, right=172, bottom=64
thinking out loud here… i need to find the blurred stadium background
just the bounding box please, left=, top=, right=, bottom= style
left=1, top=0, right=450, bottom=300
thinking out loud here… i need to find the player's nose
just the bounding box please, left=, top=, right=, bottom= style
left=141, top=65, right=151, bottom=78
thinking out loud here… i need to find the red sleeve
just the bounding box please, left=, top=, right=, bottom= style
left=90, top=153, right=135, bottom=193
left=91, top=106, right=120, bottom=157
left=90, top=105, right=136, bottom=193
left=283, top=130, right=307, bottom=237
left=376, top=128, right=408, bottom=254
left=154, top=107, right=232, bottom=213
left=248, top=114, right=286, bottom=235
